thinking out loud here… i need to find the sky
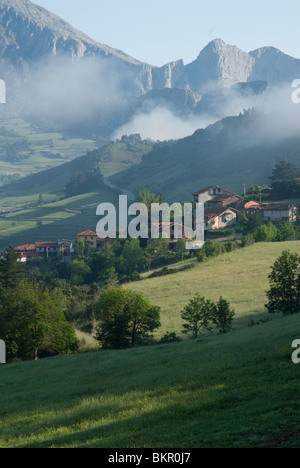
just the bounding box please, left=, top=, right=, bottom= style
left=33, top=0, right=300, bottom=67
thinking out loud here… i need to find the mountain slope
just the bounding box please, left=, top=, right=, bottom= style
left=0, top=292, right=299, bottom=447
left=112, top=110, right=300, bottom=200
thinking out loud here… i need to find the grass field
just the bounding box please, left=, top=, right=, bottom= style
left=125, top=241, right=300, bottom=338
left=0, top=313, right=299, bottom=448
left=0, top=119, right=98, bottom=180
left=0, top=188, right=119, bottom=248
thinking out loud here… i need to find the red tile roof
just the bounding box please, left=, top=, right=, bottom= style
left=77, top=231, right=98, bottom=237
left=15, top=244, right=36, bottom=252
left=35, top=242, right=59, bottom=248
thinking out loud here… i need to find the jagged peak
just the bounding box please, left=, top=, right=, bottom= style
left=0, top=0, right=144, bottom=65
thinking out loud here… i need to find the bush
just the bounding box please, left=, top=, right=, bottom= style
left=160, top=331, right=181, bottom=344
left=242, top=234, right=255, bottom=247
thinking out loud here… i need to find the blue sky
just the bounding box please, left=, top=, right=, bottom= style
left=34, top=0, right=300, bottom=66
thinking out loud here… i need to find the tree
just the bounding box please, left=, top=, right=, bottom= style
left=277, top=222, right=297, bottom=242
left=0, top=281, right=78, bottom=361
left=253, top=223, right=278, bottom=242
left=270, top=161, right=300, bottom=183
left=38, top=193, right=44, bottom=207
left=94, top=288, right=161, bottom=349
left=0, top=246, right=25, bottom=289
left=181, top=294, right=214, bottom=338
left=70, top=259, right=91, bottom=285
left=145, top=238, right=169, bottom=270
left=119, top=239, right=145, bottom=275
left=211, top=297, right=235, bottom=334
left=266, top=250, right=300, bottom=315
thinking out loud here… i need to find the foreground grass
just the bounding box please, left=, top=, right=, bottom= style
left=127, top=241, right=300, bottom=338
left=0, top=314, right=299, bottom=448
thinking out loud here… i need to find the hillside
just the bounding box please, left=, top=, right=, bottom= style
left=0, top=135, right=155, bottom=248
left=112, top=110, right=300, bottom=200
left=0, top=312, right=299, bottom=448
left=126, top=241, right=300, bottom=337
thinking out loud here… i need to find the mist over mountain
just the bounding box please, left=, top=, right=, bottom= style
left=0, top=0, right=300, bottom=142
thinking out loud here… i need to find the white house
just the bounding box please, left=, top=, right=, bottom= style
left=261, top=204, right=297, bottom=223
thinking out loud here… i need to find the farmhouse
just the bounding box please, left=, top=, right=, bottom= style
left=204, top=207, right=238, bottom=231
left=77, top=230, right=114, bottom=251
left=77, top=231, right=99, bottom=250
left=260, top=204, right=297, bottom=223
left=193, top=186, right=238, bottom=207
left=15, top=240, right=73, bottom=261
left=14, top=244, right=40, bottom=262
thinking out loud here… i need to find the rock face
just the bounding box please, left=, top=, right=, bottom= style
left=1, top=0, right=300, bottom=137
left=1, top=0, right=300, bottom=97
left=249, top=47, right=300, bottom=85
left=185, top=39, right=255, bottom=93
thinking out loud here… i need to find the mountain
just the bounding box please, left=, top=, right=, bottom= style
left=1, top=1, right=300, bottom=117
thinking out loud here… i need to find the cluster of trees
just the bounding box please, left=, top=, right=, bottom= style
left=0, top=247, right=78, bottom=362
left=27, top=237, right=190, bottom=287
left=241, top=220, right=298, bottom=246
left=270, top=161, right=300, bottom=199
left=90, top=288, right=236, bottom=350
left=65, top=168, right=103, bottom=197
left=181, top=295, right=235, bottom=338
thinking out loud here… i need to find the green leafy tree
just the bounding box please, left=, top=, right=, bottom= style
left=119, top=239, right=145, bottom=275
left=0, top=281, right=78, bottom=361
left=70, top=259, right=91, bottom=285
left=266, top=250, right=300, bottom=315
left=0, top=246, right=25, bottom=289
left=254, top=223, right=278, bottom=242
left=211, top=297, right=235, bottom=334
left=270, top=160, right=300, bottom=183
left=277, top=222, right=297, bottom=242
left=181, top=294, right=214, bottom=338
left=94, top=288, right=161, bottom=349
left=145, top=238, right=169, bottom=270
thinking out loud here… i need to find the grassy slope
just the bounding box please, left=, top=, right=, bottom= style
left=0, top=119, right=98, bottom=179
left=0, top=135, right=154, bottom=247
left=0, top=313, right=299, bottom=448
left=125, top=242, right=300, bottom=338
left=0, top=190, right=118, bottom=248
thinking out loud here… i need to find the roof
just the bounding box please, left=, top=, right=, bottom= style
left=208, top=194, right=243, bottom=203
left=15, top=244, right=36, bottom=252
left=35, top=242, right=59, bottom=248
left=77, top=230, right=98, bottom=237
left=261, top=204, right=294, bottom=211
left=193, top=186, right=237, bottom=197
left=204, top=207, right=238, bottom=221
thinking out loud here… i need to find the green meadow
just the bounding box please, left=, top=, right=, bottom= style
left=126, top=241, right=300, bottom=338
left=0, top=241, right=299, bottom=448
left=0, top=313, right=299, bottom=448
left=0, top=118, right=98, bottom=179
left=0, top=189, right=118, bottom=248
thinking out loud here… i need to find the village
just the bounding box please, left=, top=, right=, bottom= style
left=13, top=185, right=298, bottom=262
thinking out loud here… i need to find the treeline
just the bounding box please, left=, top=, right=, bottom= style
left=27, top=237, right=191, bottom=287
left=0, top=247, right=78, bottom=362
left=65, top=168, right=103, bottom=197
